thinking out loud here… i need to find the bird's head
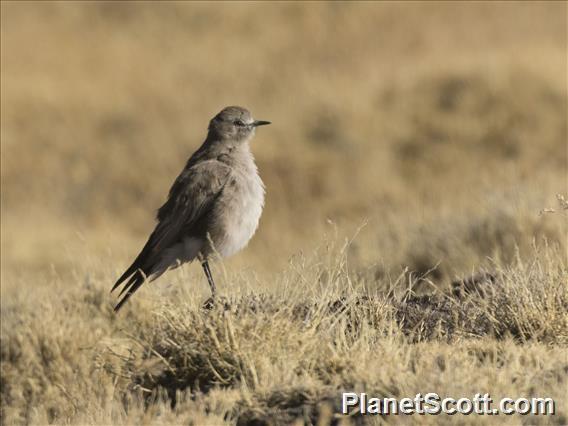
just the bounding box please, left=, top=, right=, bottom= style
left=208, top=106, right=271, bottom=143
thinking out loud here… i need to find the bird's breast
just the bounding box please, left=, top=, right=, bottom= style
left=210, top=168, right=265, bottom=258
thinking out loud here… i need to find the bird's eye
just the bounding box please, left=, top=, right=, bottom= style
left=233, top=120, right=245, bottom=127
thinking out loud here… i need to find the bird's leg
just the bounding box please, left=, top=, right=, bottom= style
left=201, top=260, right=216, bottom=295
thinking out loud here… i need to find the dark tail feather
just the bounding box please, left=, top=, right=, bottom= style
left=111, top=265, right=137, bottom=293
left=112, top=229, right=168, bottom=311
left=111, top=248, right=150, bottom=293
left=113, top=270, right=147, bottom=312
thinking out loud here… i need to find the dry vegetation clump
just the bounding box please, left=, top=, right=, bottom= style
left=400, top=245, right=568, bottom=344
left=90, top=245, right=567, bottom=424
left=1, top=244, right=567, bottom=424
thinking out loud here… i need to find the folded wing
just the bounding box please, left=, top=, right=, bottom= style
left=111, top=160, right=231, bottom=312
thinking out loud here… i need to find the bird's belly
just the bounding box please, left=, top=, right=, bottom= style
left=212, top=175, right=264, bottom=258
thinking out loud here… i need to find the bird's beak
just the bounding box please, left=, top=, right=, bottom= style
left=252, top=120, right=271, bottom=127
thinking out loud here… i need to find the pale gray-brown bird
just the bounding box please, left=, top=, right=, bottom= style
left=111, top=106, right=270, bottom=311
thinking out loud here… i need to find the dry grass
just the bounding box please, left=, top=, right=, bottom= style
left=1, top=1, right=567, bottom=425
left=2, top=242, right=567, bottom=425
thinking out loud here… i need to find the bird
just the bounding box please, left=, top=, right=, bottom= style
left=111, top=106, right=270, bottom=312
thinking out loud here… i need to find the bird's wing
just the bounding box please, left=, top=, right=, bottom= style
left=111, top=160, right=232, bottom=311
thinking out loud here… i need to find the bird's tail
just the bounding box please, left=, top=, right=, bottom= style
left=112, top=254, right=170, bottom=312
left=112, top=269, right=147, bottom=312
left=111, top=236, right=156, bottom=312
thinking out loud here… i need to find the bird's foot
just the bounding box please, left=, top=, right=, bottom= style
left=201, top=295, right=230, bottom=311
left=202, top=296, right=216, bottom=310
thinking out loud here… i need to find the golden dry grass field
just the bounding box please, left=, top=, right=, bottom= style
left=1, top=1, right=567, bottom=425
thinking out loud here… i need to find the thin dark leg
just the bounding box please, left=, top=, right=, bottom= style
left=201, top=260, right=216, bottom=295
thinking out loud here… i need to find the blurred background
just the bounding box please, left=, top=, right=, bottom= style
left=1, top=1, right=566, bottom=292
